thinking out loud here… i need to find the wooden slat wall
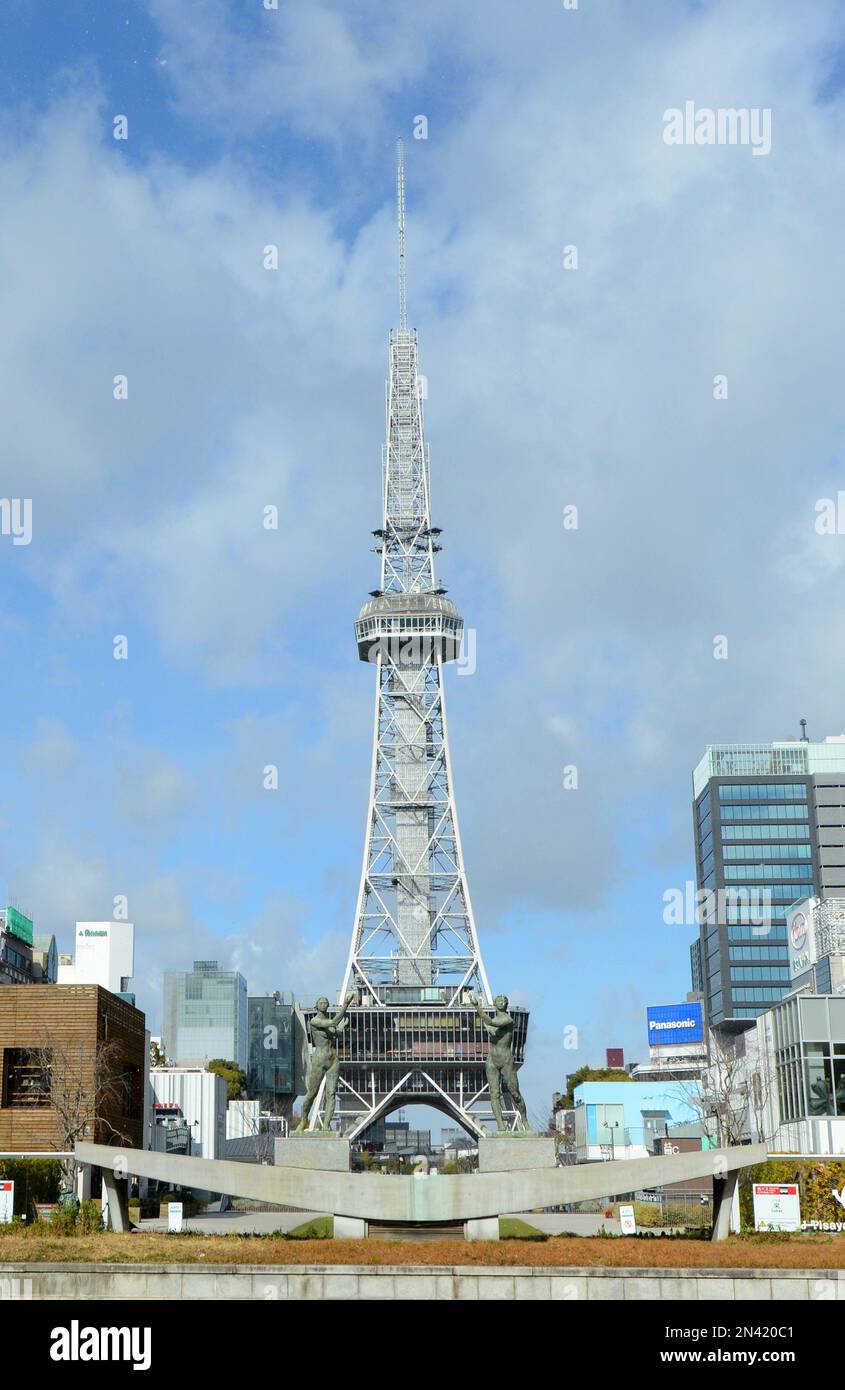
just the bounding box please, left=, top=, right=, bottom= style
left=0, top=985, right=145, bottom=1152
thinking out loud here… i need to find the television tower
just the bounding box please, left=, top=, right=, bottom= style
left=306, top=141, right=528, bottom=1140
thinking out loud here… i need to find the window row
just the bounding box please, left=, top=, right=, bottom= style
left=721, top=824, right=809, bottom=840
left=356, top=615, right=461, bottom=633
left=725, top=917, right=790, bottom=932
left=719, top=804, right=810, bottom=821
left=730, top=966, right=791, bottom=982
left=731, top=985, right=789, bottom=1002
left=727, top=925, right=789, bottom=941
left=722, top=844, right=811, bottom=860
left=729, top=945, right=790, bottom=961
left=723, top=865, right=813, bottom=881
left=719, top=784, right=807, bottom=801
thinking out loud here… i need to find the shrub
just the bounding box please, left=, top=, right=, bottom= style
left=77, top=1200, right=104, bottom=1234
left=48, top=1199, right=104, bottom=1235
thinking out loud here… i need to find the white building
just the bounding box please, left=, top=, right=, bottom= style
left=57, top=921, right=135, bottom=996
left=226, top=1098, right=261, bottom=1140
left=700, top=991, right=845, bottom=1156
left=148, top=1067, right=226, bottom=1160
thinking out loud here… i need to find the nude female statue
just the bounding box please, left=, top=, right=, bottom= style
left=294, top=993, right=354, bottom=1131
left=471, top=992, right=531, bottom=1132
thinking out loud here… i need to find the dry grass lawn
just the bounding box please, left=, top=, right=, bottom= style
left=1, top=1229, right=845, bottom=1268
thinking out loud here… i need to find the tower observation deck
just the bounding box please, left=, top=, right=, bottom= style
left=306, top=142, right=528, bottom=1141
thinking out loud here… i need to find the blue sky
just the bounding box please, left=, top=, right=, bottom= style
left=2, top=0, right=845, bottom=1121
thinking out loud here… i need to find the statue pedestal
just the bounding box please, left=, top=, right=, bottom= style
left=275, top=1136, right=350, bottom=1172
left=477, top=1136, right=556, bottom=1172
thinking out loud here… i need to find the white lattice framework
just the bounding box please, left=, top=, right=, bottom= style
left=320, top=143, right=509, bottom=1139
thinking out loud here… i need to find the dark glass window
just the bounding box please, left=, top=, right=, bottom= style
left=2, top=1049, right=51, bottom=1107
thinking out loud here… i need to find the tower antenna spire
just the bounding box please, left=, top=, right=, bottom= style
left=396, top=137, right=407, bottom=329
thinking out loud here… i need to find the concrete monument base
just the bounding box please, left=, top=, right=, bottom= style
left=334, top=1215, right=367, bottom=1239
left=275, top=1136, right=350, bottom=1172
left=79, top=1138, right=766, bottom=1243
left=477, top=1136, right=556, bottom=1172
left=465, top=1217, right=499, bottom=1241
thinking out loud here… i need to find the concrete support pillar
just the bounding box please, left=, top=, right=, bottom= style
left=334, top=1215, right=366, bottom=1238
left=76, top=1164, right=92, bottom=1202
left=711, top=1170, right=739, bottom=1242
left=465, top=1217, right=499, bottom=1241
left=100, top=1166, right=131, bottom=1233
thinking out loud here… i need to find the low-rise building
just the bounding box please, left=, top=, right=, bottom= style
left=0, top=984, right=145, bottom=1152
left=147, top=1067, right=227, bottom=1160
left=572, top=1080, right=701, bottom=1162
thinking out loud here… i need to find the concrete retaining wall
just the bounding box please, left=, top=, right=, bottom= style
left=2, top=1263, right=842, bottom=1301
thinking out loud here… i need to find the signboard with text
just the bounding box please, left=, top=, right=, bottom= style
left=0, top=1181, right=13, bottom=1224
left=646, top=1002, right=703, bottom=1048
left=786, top=899, right=818, bottom=978
left=619, top=1203, right=637, bottom=1235
left=752, top=1183, right=800, bottom=1232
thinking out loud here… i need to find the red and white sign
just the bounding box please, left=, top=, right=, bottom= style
left=0, top=1181, right=14, bottom=1224
left=752, top=1183, right=800, bottom=1232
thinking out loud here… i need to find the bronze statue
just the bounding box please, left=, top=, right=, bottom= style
left=294, top=993, right=354, bottom=1132
left=471, top=993, right=531, bottom=1133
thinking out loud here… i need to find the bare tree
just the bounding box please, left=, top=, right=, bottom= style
left=672, top=1031, right=754, bottom=1147
left=26, top=1035, right=135, bottom=1194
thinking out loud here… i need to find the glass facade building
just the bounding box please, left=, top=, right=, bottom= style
left=690, top=739, right=845, bottom=1025
left=246, top=993, right=300, bottom=1114
left=162, top=960, right=247, bottom=1068
left=769, top=995, right=845, bottom=1121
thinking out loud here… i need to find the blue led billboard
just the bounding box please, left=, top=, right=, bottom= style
left=646, top=1001, right=704, bottom=1047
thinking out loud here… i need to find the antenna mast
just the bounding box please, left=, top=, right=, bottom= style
left=396, top=137, right=407, bottom=329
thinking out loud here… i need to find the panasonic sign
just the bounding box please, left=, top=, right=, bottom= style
left=646, top=1002, right=704, bottom=1047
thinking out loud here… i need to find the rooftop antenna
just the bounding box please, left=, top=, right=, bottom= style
left=800, top=718, right=808, bottom=742
left=396, top=137, right=407, bottom=330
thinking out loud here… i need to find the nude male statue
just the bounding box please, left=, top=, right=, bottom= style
left=471, top=992, right=531, bottom=1132
left=294, top=993, right=354, bottom=1131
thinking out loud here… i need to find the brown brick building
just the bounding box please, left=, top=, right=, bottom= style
left=0, top=985, right=145, bottom=1153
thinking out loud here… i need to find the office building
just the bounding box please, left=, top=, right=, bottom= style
left=57, top=921, right=135, bottom=1000
left=690, top=736, right=845, bottom=1024
left=246, top=992, right=304, bottom=1115
left=162, top=960, right=247, bottom=1068
left=0, top=908, right=34, bottom=984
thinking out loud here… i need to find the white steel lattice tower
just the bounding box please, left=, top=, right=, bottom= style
left=309, top=143, right=528, bottom=1141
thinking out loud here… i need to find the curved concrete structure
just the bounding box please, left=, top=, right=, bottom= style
left=77, top=1140, right=765, bottom=1237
